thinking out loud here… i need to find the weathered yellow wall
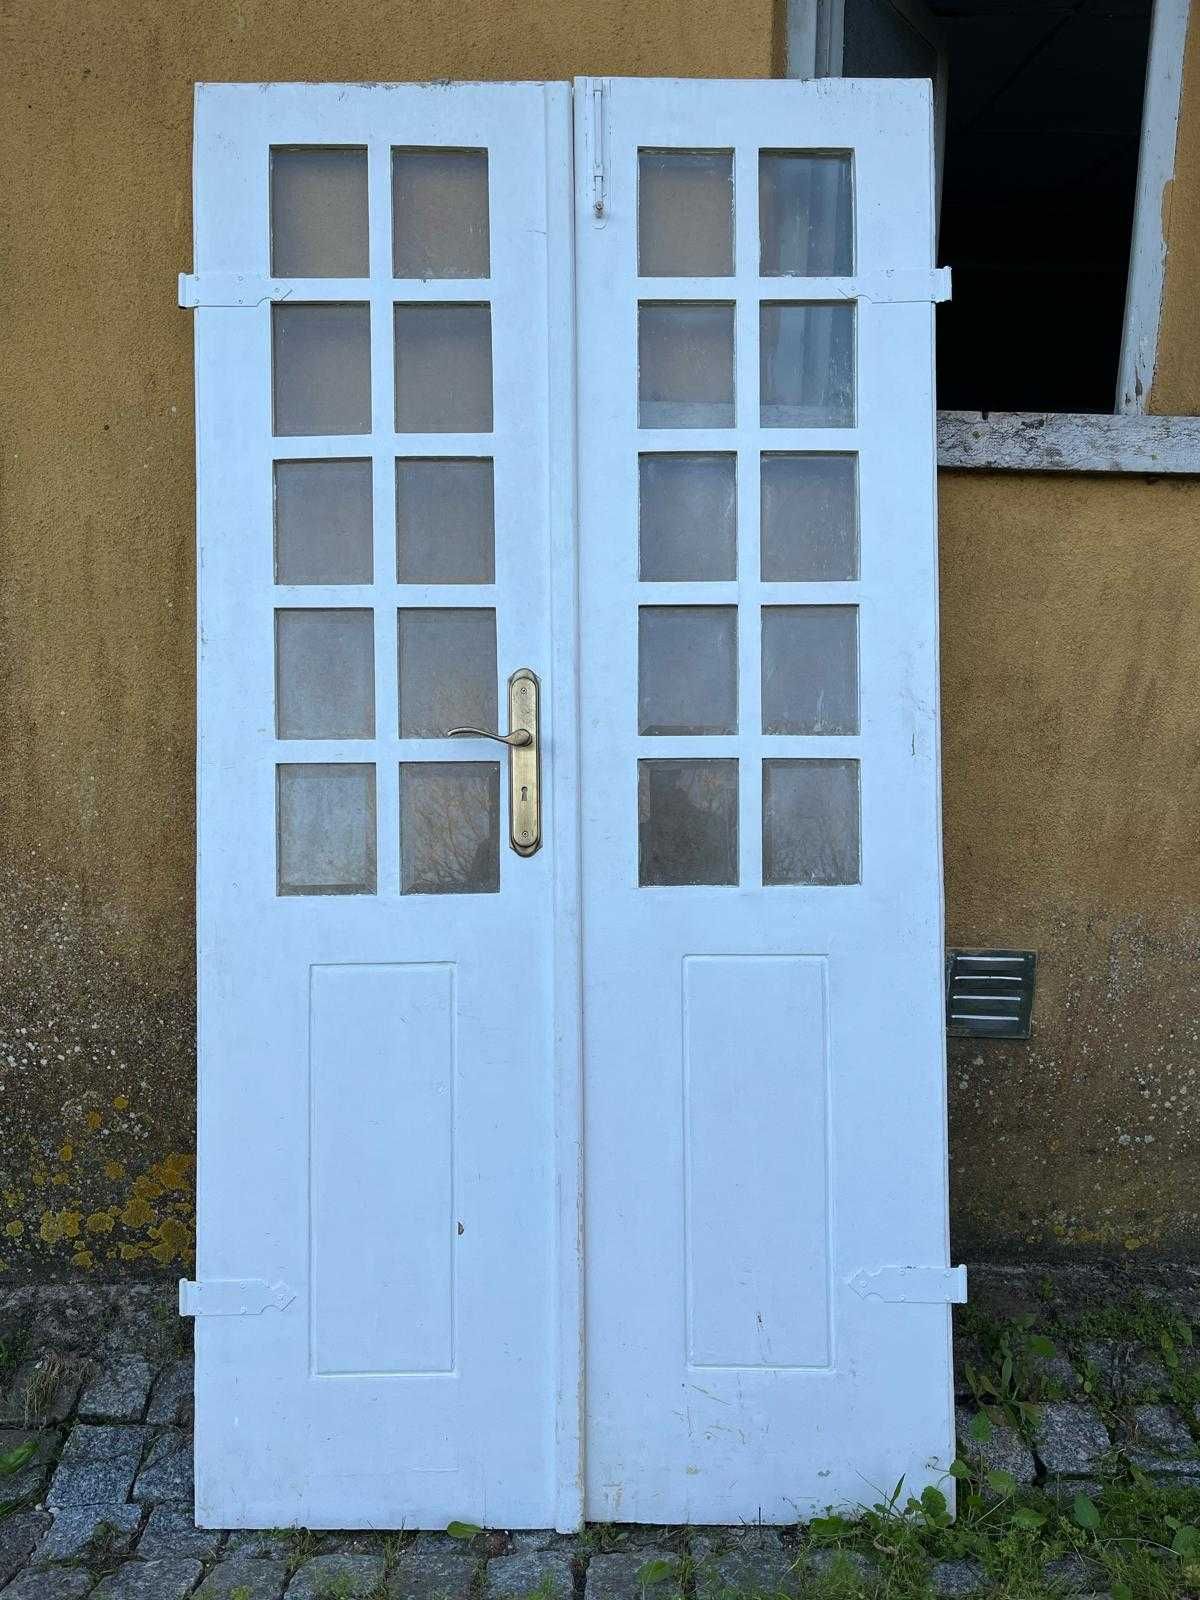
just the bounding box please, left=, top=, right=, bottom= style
left=0, top=1, right=1198, bottom=1276
left=941, top=470, right=1200, bottom=1257
left=1151, top=0, right=1200, bottom=413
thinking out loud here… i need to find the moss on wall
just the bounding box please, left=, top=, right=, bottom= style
left=940, top=471, right=1200, bottom=1257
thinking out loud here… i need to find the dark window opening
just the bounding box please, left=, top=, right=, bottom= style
left=930, top=0, right=1153, bottom=413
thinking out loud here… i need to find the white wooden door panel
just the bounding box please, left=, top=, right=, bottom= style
left=192, top=82, right=576, bottom=1529
left=191, top=74, right=955, bottom=1532
left=575, top=77, right=954, bottom=1523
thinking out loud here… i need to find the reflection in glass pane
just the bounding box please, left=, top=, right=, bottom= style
left=277, top=763, right=376, bottom=895
left=394, top=304, right=493, bottom=433
left=393, top=148, right=490, bottom=279
left=638, top=303, right=735, bottom=428
left=759, top=152, right=853, bottom=277
left=763, top=759, right=860, bottom=885
left=638, top=150, right=734, bottom=277
left=396, top=458, right=495, bottom=584
left=638, top=759, right=738, bottom=886
left=639, top=454, right=736, bottom=582
left=272, top=304, right=372, bottom=437
left=401, top=762, right=500, bottom=893
left=270, top=147, right=369, bottom=277
left=761, top=606, right=858, bottom=735
left=760, top=303, right=854, bottom=428
left=760, top=454, right=858, bottom=581
left=275, top=609, right=375, bottom=739
left=639, top=607, right=737, bottom=735
left=398, top=608, right=496, bottom=738
left=275, top=460, right=373, bottom=585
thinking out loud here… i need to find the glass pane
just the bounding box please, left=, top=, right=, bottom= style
left=639, top=606, right=737, bottom=735
left=275, top=460, right=373, bottom=585
left=760, top=303, right=854, bottom=428
left=393, top=148, right=490, bottom=279
left=398, top=608, right=496, bottom=738
left=760, top=454, right=858, bottom=581
left=638, top=303, right=735, bottom=428
left=401, top=762, right=499, bottom=894
left=394, top=304, right=493, bottom=433
left=270, top=147, right=369, bottom=277
left=763, top=759, right=860, bottom=885
left=272, top=304, right=371, bottom=437
left=638, top=150, right=734, bottom=277
left=639, top=454, right=736, bottom=582
left=759, top=153, right=853, bottom=277
left=761, top=606, right=858, bottom=735
left=396, top=458, right=495, bottom=584
left=638, top=759, right=738, bottom=886
left=277, top=763, right=376, bottom=895
left=275, top=609, right=375, bottom=739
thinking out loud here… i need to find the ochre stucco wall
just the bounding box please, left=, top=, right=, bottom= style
left=1, top=2, right=1198, bottom=1277
left=1151, top=0, right=1200, bottom=414
left=941, top=471, right=1200, bottom=1257
left=0, top=0, right=778, bottom=1276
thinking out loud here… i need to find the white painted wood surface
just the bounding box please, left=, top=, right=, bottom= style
left=1117, top=0, right=1193, bottom=414
left=938, top=410, right=1200, bottom=474
left=191, top=81, right=574, bottom=1530
left=575, top=76, right=955, bottom=1525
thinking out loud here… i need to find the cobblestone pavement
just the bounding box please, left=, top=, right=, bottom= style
left=0, top=1264, right=1198, bottom=1597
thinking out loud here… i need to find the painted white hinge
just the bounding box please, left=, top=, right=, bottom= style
left=179, top=273, right=297, bottom=309
left=590, top=78, right=608, bottom=220
left=852, top=267, right=952, bottom=304
left=850, top=1265, right=968, bottom=1304
left=178, top=1278, right=296, bottom=1317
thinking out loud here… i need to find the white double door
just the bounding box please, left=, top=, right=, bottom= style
left=189, top=76, right=958, bottom=1533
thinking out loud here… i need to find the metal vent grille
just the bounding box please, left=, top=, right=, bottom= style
left=945, top=950, right=1036, bottom=1040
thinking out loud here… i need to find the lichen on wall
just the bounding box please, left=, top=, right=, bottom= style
left=0, top=864, right=195, bottom=1278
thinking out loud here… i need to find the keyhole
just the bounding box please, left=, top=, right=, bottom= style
left=521, top=785, right=529, bottom=804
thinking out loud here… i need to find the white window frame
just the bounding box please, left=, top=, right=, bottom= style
left=789, top=0, right=1199, bottom=473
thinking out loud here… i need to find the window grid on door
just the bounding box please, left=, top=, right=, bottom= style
left=268, top=142, right=504, bottom=897
left=634, top=144, right=863, bottom=888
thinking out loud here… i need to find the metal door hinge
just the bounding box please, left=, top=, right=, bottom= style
left=179, top=273, right=293, bottom=309
left=179, top=1278, right=296, bottom=1317
left=850, top=1265, right=968, bottom=1304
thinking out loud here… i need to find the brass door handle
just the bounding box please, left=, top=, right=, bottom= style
left=446, top=725, right=532, bottom=747
left=445, top=669, right=541, bottom=856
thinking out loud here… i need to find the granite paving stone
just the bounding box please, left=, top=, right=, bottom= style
left=0, top=1357, right=85, bottom=1426
left=80, top=1357, right=156, bottom=1423
left=1124, top=1403, right=1199, bottom=1472
left=33, top=1501, right=143, bottom=1565
left=928, top=1558, right=986, bottom=1595
left=2, top=1567, right=96, bottom=1599
left=484, top=1551, right=574, bottom=1600
left=0, top=1509, right=49, bottom=1586
left=91, top=1559, right=205, bottom=1599
left=584, top=1550, right=683, bottom=1600
left=101, top=1287, right=182, bottom=1359
left=1081, top=1340, right=1169, bottom=1398
left=47, top=1424, right=151, bottom=1510
left=223, top=1531, right=295, bottom=1561
left=1040, top=1555, right=1106, bottom=1594
left=388, top=1534, right=479, bottom=1600
left=195, top=1560, right=289, bottom=1600
left=132, top=1429, right=194, bottom=1504
left=146, top=1361, right=194, bottom=1427
left=1031, top=1404, right=1112, bottom=1476
left=286, top=1553, right=387, bottom=1598
left=137, top=1503, right=225, bottom=1561
left=695, top=1534, right=799, bottom=1600
left=803, top=1551, right=875, bottom=1584
left=955, top=1405, right=1038, bottom=1489
left=27, top=1287, right=115, bottom=1354
left=0, top=1425, right=61, bottom=1501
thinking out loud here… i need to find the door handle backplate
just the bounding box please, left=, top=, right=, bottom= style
left=447, top=668, right=541, bottom=857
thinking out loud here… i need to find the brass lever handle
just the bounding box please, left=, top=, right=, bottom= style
left=445, top=725, right=533, bottom=748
